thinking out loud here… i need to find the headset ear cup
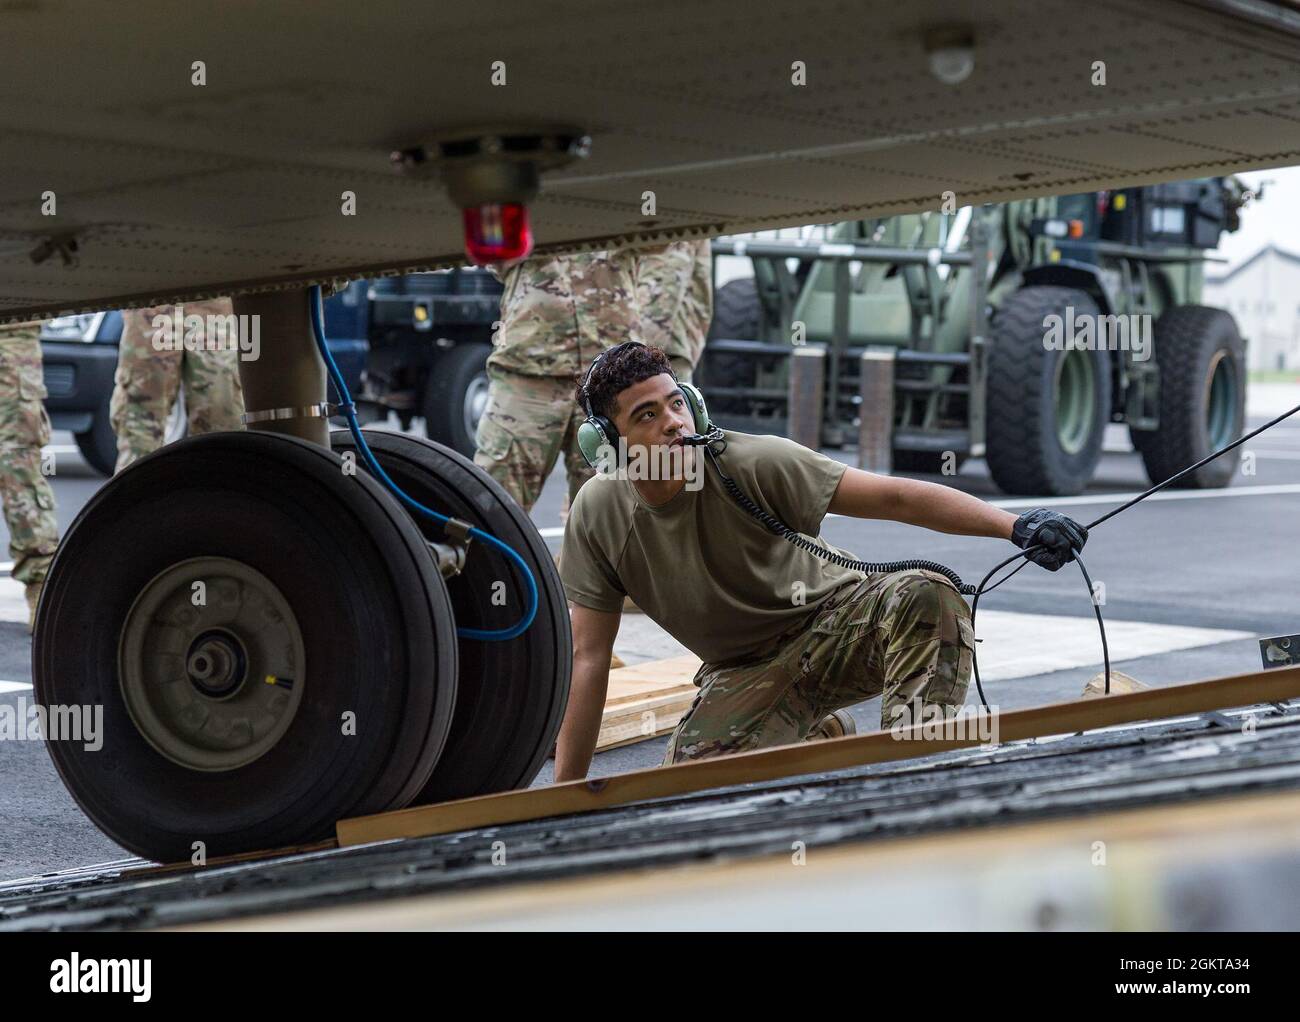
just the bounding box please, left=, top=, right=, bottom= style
left=576, top=419, right=605, bottom=469
left=577, top=417, right=619, bottom=471
left=679, top=382, right=710, bottom=434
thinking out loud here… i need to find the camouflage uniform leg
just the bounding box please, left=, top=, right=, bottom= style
left=473, top=366, right=576, bottom=514
left=110, top=306, right=183, bottom=472
left=668, top=355, right=693, bottom=384
left=871, top=571, right=974, bottom=729
left=661, top=569, right=973, bottom=764
left=0, top=335, right=57, bottom=586
left=179, top=298, right=245, bottom=434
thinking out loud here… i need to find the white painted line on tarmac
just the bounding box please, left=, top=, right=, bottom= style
left=0, top=680, right=32, bottom=694
left=970, top=610, right=1251, bottom=682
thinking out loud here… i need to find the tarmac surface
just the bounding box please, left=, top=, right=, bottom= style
left=2, top=382, right=1297, bottom=880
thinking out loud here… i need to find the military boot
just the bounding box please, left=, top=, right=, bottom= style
left=806, top=709, right=857, bottom=742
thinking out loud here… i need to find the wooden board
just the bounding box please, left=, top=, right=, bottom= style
left=596, top=655, right=701, bottom=751
left=336, top=664, right=1300, bottom=847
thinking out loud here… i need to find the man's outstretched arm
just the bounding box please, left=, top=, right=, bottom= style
left=554, top=602, right=622, bottom=782
left=827, top=467, right=1089, bottom=570
left=828, top=467, right=1016, bottom=540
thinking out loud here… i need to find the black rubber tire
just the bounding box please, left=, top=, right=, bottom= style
left=34, top=431, right=458, bottom=862
left=423, top=342, right=490, bottom=458
left=985, top=286, right=1112, bottom=496
left=708, top=277, right=761, bottom=341
left=330, top=429, right=571, bottom=804
left=892, top=450, right=968, bottom=475
left=699, top=278, right=761, bottom=391
left=74, top=390, right=117, bottom=476
left=1130, top=305, right=1246, bottom=489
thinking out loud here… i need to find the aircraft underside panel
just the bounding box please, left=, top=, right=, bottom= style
left=0, top=0, right=1299, bottom=318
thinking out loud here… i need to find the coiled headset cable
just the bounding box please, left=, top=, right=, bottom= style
left=701, top=440, right=978, bottom=596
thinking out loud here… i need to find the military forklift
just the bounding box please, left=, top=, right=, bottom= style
left=700, top=177, right=1252, bottom=496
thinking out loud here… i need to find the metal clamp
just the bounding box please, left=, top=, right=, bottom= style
left=242, top=402, right=347, bottom=426
left=442, top=517, right=474, bottom=545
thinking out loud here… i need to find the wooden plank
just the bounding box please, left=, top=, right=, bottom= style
left=337, top=664, right=1300, bottom=847
left=602, top=655, right=700, bottom=701
left=597, top=690, right=695, bottom=750
left=592, top=655, right=700, bottom=750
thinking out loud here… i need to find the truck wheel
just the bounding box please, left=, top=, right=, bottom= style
left=699, top=278, right=761, bottom=390
left=75, top=391, right=118, bottom=476
left=331, top=429, right=570, bottom=803
left=985, top=286, right=1112, bottom=496
left=423, top=343, right=490, bottom=458
left=34, top=432, right=458, bottom=862
left=1130, top=305, right=1245, bottom=488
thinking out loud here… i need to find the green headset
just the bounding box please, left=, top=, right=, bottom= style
left=576, top=341, right=711, bottom=469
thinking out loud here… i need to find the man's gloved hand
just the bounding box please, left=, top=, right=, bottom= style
left=1012, top=508, right=1088, bottom=571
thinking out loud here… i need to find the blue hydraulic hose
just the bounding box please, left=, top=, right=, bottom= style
left=307, top=286, right=538, bottom=641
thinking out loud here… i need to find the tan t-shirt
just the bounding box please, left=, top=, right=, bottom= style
left=560, top=431, right=865, bottom=664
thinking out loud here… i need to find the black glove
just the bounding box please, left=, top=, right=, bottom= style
left=1012, top=508, right=1088, bottom=571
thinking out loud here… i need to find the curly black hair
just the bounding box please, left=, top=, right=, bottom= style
left=578, top=342, right=675, bottom=420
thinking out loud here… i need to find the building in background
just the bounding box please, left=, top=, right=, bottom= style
left=1205, top=245, right=1300, bottom=372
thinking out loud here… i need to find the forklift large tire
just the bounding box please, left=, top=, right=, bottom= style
left=699, top=278, right=761, bottom=390
left=331, top=429, right=571, bottom=804
left=709, top=277, right=761, bottom=341
left=34, top=431, right=458, bottom=862
left=1129, top=305, right=1245, bottom=489
left=423, top=342, right=491, bottom=458
left=985, top=286, right=1111, bottom=496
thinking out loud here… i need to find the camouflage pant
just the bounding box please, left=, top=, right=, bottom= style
left=473, top=365, right=594, bottom=514
left=663, top=569, right=974, bottom=764
left=0, top=334, right=57, bottom=586
left=110, top=299, right=245, bottom=473
left=669, top=355, right=693, bottom=384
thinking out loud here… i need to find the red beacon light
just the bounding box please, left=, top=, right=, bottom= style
left=462, top=201, right=533, bottom=265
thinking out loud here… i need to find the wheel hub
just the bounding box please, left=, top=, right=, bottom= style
left=1204, top=349, right=1237, bottom=451
left=1054, top=346, right=1096, bottom=456
left=119, top=557, right=306, bottom=772
left=463, top=371, right=489, bottom=440
left=185, top=630, right=248, bottom=699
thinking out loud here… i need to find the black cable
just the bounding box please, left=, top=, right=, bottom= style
left=704, top=446, right=979, bottom=596
left=970, top=546, right=1040, bottom=708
